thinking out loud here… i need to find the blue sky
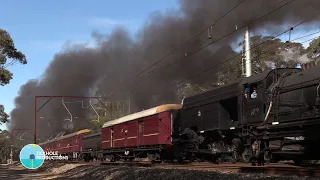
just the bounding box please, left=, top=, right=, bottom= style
left=0, top=0, right=178, bottom=130
left=0, top=1, right=319, bottom=130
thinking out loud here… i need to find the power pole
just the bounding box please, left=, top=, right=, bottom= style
left=245, top=25, right=251, bottom=77
left=241, top=43, right=245, bottom=76
left=10, top=145, right=13, bottom=164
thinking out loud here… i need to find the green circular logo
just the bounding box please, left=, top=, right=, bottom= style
left=19, top=144, right=45, bottom=169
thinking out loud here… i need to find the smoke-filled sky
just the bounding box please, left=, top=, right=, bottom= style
left=2, top=0, right=320, bottom=139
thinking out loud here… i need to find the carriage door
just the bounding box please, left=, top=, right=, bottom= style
left=111, top=127, right=114, bottom=148
left=138, top=120, right=144, bottom=146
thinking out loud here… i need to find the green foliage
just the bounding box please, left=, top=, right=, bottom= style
left=90, top=116, right=110, bottom=130
left=0, top=28, right=27, bottom=86
left=176, top=82, right=207, bottom=99
left=0, top=105, right=9, bottom=125
left=176, top=36, right=308, bottom=99
left=211, top=35, right=307, bottom=87
left=0, top=68, right=13, bottom=86
left=239, top=36, right=305, bottom=73
left=215, top=53, right=243, bottom=86
left=0, top=130, right=10, bottom=163
left=243, top=36, right=282, bottom=72
left=0, top=29, right=27, bottom=64
left=88, top=101, right=130, bottom=129
left=0, top=28, right=27, bottom=126
left=305, top=37, right=320, bottom=61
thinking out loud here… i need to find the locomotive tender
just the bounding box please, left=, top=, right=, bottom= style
left=39, top=64, right=320, bottom=164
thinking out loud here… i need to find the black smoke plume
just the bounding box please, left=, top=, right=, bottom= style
left=7, top=0, right=320, bottom=140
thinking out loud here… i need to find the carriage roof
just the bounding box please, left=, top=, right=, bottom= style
left=102, top=104, right=182, bottom=128
left=38, top=129, right=91, bottom=145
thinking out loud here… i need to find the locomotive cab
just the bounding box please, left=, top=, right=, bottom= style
left=241, top=70, right=273, bottom=125
left=242, top=81, right=265, bottom=125
left=240, top=68, right=302, bottom=125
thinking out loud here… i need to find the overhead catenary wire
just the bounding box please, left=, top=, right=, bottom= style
left=286, top=30, right=320, bottom=42
left=220, top=32, right=320, bottom=70
left=185, top=21, right=320, bottom=78
left=150, top=34, right=319, bottom=97
left=163, top=0, right=296, bottom=70
left=105, top=0, right=299, bottom=99
left=147, top=0, right=298, bottom=76
left=252, top=35, right=319, bottom=67
left=137, top=30, right=320, bottom=95
left=173, top=14, right=320, bottom=86
left=186, top=34, right=320, bottom=86
left=216, top=36, right=320, bottom=84
left=1, top=2, right=245, bottom=72
left=105, top=0, right=246, bottom=96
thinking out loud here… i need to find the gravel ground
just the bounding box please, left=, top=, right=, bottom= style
left=32, top=162, right=320, bottom=180
left=3, top=162, right=320, bottom=180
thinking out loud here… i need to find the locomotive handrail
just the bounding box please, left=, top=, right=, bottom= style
left=263, top=75, right=280, bottom=123
left=315, top=81, right=320, bottom=116
left=316, top=81, right=320, bottom=98
left=317, top=83, right=320, bottom=97
left=181, top=96, right=185, bottom=105
left=264, top=102, right=273, bottom=122
left=263, top=70, right=292, bottom=124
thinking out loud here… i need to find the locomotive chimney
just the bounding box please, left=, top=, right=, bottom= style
left=245, top=25, right=251, bottom=77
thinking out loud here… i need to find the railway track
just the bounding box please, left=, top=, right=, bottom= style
left=48, top=160, right=320, bottom=177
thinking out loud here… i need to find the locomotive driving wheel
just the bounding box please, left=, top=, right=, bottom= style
left=242, top=147, right=252, bottom=163
left=263, top=150, right=272, bottom=164
left=231, top=144, right=241, bottom=164
left=293, top=158, right=304, bottom=165
left=209, top=154, right=219, bottom=164
left=149, top=153, right=162, bottom=163
left=110, top=155, right=116, bottom=162
left=188, top=155, right=195, bottom=163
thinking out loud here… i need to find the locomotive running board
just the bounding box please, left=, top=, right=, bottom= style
left=257, top=119, right=320, bottom=130
left=271, top=151, right=304, bottom=155
left=189, top=149, right=233, bottom=155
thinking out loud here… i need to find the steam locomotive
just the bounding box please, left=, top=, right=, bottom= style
left=39, top=64, right=320, bottom=164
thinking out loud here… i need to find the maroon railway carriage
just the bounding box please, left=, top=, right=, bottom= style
left=39, top=129, right=91, bottom=160
left=101, top=104, right=182, bottom=162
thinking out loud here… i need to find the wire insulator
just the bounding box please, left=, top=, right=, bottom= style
left=208, top=25, right=213, bottom=39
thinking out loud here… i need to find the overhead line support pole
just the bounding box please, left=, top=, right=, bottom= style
left=245, top=25, right=251, bottom=77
